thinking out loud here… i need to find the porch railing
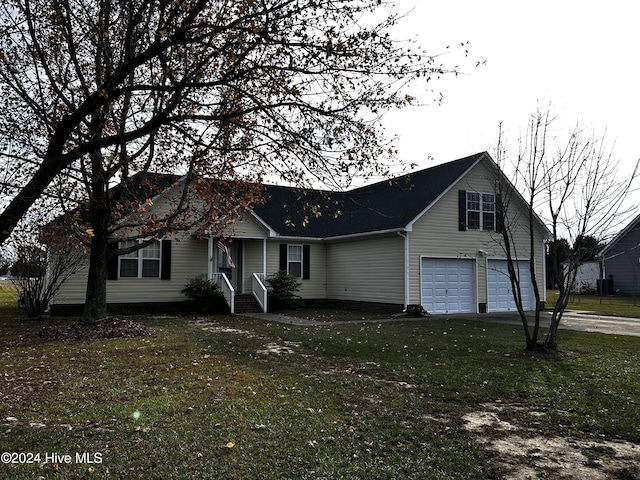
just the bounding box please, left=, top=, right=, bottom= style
left=252, top=273, right=268, bottom=313
left=212, top=273, right=235, bottom=314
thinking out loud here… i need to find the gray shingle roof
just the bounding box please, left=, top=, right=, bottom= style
left=253, top=152, right=485, bottom=238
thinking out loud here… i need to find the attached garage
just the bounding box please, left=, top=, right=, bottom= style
left=487, top=259, right=533, bottom=312
left=421, top=258, right=476, bottom=314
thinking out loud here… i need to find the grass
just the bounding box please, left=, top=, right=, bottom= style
left=1, top=283, right=640, bottom=478
left=547, top=289, right=640, bottom=318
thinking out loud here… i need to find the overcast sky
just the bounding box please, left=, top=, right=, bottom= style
left=382, top=0, right=639, bottom=184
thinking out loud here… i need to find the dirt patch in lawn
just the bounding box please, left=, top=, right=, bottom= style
left=462, top=402, right=640, bottom=479
left=188, top=317, right=259, bottom=338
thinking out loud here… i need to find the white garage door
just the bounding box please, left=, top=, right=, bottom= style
left=487, top=260, right=533, bottom=312
left=421, top=258, right=475, bottom=314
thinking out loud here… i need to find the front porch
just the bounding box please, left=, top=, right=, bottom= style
left=206, top=236, right=268, bottom=314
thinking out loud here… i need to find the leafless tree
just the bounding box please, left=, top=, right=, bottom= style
left=494, top=107, right=638, bottom=350
left=10, top=227, right=85, bottom=320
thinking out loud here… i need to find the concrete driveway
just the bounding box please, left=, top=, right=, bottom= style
left=544, top=310, right=640, bottom=337
left=440, top=310, right=640, bottom=337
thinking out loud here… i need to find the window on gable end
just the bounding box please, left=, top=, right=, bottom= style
left=466, top=191, right=496, bottom=231
left=482, top=193, right=496, bottom=231
left=467, top=192, right=481, bottom=229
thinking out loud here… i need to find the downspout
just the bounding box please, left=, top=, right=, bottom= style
left=542, top=238, right=547, bottom=303
left=398, top=230, right=409, bottom=309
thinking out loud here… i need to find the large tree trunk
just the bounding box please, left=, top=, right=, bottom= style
left=82, top=164, right=110, bottom=325
left=83, top=233, right=109, bottom=324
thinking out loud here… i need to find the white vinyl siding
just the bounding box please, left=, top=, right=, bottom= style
left=52, top=234, right=209, bottom=305
left=326, top=234, right=404, bottom=305
left=227, top=212, right=270, bottom=238
left=242, top=239, right=266, bottom=294
left=265, top=241, right=327, bottom=299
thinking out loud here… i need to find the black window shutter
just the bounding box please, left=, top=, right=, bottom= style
left=161, top=240, right=171, bottom=280
left=495, top=194, right=504, bottom=233
left=458, top=190, right=467, bottom=231
left=107, top=242, right=119, bottom=280
left=303, top=245, right=310, bottom=280
left=279, top=244, right=287, bottom=272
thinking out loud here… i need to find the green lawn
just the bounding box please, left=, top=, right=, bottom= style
left=1, top=284, right=639, bottom=478
left=547, top=289, right=640, bottom=318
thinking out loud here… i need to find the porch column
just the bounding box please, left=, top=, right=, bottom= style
left=207, top=236, right=214, bottom=280
left=263, top=238, right=267, bottom=275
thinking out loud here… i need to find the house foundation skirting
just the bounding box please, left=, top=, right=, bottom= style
left=50, top=298, right=404, bottom=317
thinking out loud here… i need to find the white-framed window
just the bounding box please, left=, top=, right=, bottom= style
left=467, top=191, right=496, bottom=231
left=288, top=244, right=303, bottom=278
left=119, top=240, right=161, bottom=278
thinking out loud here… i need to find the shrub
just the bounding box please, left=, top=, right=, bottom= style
left=577, top=281, right=597, bottom=296
left=181, top=277, right=229, bottom=314
left=10, top=236, right=84, bottom=321
left=266, top=270, right=301, bottom=311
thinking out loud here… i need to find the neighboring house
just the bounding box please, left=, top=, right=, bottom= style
left=50, top=152, right=551, bottom=315
left=563, top=261, right=600, bottom=294
left=600, top=213, right=640, bottom=296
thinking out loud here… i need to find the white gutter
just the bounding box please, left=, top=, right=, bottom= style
left=324, top=227, right=406, bottom=242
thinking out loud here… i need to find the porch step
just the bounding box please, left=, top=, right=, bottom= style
left=234, top=294, right=263, bottom=314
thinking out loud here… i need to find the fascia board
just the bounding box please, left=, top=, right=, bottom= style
left=249, top=212, right=278, bottom=237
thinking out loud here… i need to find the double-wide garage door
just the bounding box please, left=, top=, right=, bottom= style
left=421, top=258, right=475, bottom=314
left=421, top=257, right=534, bottom=314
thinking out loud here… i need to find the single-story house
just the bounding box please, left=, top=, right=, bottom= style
left=600, top=213, right=640, bottom=296
left=50, top=152, right=550, bottom=315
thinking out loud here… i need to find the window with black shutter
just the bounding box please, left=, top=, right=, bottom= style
left=110, top=239, right=171, bottom=279
left=279, top=243, right=310, bottom=279
left=460, top=190, right=497, bottom=231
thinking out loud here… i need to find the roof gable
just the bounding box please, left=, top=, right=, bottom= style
left=601, top=213, right=640, bottom=256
